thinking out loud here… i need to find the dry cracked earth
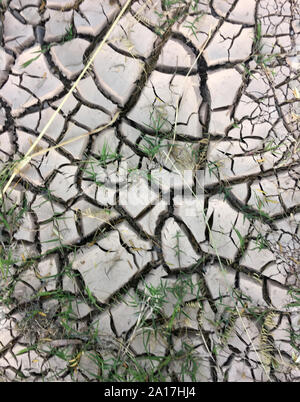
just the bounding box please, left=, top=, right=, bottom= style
left=0, top=0, right=299, bottom=382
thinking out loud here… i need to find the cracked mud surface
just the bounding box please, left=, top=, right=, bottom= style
left=0, top=0, right=299, bottom=382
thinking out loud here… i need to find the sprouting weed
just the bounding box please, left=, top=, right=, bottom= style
left=21, top=44, right=52, bottom=68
